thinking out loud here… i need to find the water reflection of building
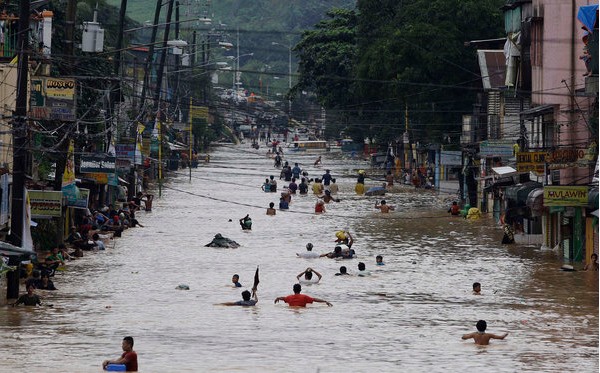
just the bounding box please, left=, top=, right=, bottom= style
left=462, top=1, right=598, bottom=265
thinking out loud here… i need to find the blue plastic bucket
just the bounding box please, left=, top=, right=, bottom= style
left=106, top=364, right=126, bottom=372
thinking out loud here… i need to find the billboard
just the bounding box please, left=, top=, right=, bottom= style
left=29, top=190, right=63, bottom=218
left=30, top=78, right=77, bottom=121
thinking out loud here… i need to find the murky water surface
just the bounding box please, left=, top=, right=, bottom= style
left=1, top=145, right=598, bottom=372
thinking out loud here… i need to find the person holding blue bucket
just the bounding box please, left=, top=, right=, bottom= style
left=102, top=336, right=137, bottom=371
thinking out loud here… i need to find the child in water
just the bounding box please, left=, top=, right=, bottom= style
left=472, top=282, right=481, bottom=295
left=376, top=255, right=385, bottom=266
left=232, top=274, right=242, bottom=288
left=461, top=320, right=508, bottom=345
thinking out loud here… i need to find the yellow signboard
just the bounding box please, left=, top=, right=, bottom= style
left=29, top=190, right=63, bottom=217
left=190, top=105, right=208, bottom=119
left=543, top=186, right=589, bottom=207
left=84, top=173, right=109, bottom=184
left=45, top=78, right=76, bottom=99
left=516, top=152, right=546, bottom=174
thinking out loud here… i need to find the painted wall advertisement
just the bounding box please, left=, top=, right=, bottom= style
left=543, top=186, right=588, bottom=207
left=29, top=190, right=63, bottom=218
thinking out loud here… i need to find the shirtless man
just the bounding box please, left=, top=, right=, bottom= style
left=266, top=202, right=276, bottom=216
left=375, top=200, right=395, bottom=213
left=462, top=320, right=508, bottom=345
left=472, top=282, right=481, bottom=295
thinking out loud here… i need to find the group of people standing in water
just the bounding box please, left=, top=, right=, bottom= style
left=244, top=150, right=510, bottom=345
left=261, top=154, right=342, bottom=214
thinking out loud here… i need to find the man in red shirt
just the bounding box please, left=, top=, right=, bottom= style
left=274, top=284, right=332, bottom=307
left=102, top=336, right=138, bottom=371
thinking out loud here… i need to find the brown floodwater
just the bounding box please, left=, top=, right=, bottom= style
left=1, top=144, right=597, bottom=372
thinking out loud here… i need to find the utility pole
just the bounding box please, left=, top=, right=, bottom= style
left=173, top=1, right=180, bottom=117
left=139, top=0, right=163, bottom=113
left=154, top=0, right=175, bottom=197
left=64, top=0, right=77, bottom=65
left=8, top=0, right=30, bottom=300
left=114, top=0, right=128, bottom=78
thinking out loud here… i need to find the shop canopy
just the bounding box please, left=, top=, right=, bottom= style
left=492, top=166, right=517, bottom=176
left=0, top=241, right=35, bottom=258
left=505, top=181, right=543, bottom=205
left=526, top=188, right=544, bottom=215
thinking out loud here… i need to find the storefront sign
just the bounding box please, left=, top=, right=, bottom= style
left=516, top=151, right=546, bottom=173
left=546, top=148, right=589, bottom=170
left=84, top=173, right=109, bottom=184
left=29, top=190, right=63, bottom=217
left=440, top=151, right=462, bottom=166
left=543, top=186, right=588, bottom=207
left=29, top=78, right=77, bottom=121
left=479, top=140, right=515, bottom=158
left=115, top=144, right=142, bottom=165
left=67, top=188, right=90, bottom=209
left=80, top=155, right=116, bottom=173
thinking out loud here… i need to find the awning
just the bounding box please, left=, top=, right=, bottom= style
left=506, top=181, right=543, bottom=204
left=520, top=104, right=556, bottom=120
left=591, top=210, right=599, bottom=218
left=526, top=188, right=544, bottom=214
left=484, top=176, right=515, bottom=192
left=168, top=142, right=187, bottom=151
left=0, top=241, right=35, bottom=257
left=492, top=166, right=517, bottom=176
left=588, top=187, right=599, bottom=210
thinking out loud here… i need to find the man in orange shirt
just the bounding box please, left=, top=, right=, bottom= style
left=274, top=284, right=332, bottom=307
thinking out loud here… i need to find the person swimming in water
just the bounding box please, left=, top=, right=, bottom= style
left=472, top=282, right=481, bottom=295
left=375, top=200, right=395, bottom=213
left=232, top=274, right=242, bottom=288
left=461, top=320, right=508, bottom=345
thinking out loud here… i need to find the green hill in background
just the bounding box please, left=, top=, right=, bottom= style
left=105, top=0, right=355, bottom=39
left=105, top=0, right=355, bottom=95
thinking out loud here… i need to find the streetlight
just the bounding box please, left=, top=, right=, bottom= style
left=272, top=41, right=292, bottom=116
left=227, top=52, right=254, bottom=91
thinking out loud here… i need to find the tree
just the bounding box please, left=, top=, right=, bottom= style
left=292, top=8, right=360, bottom=141
left=354, top=0, right=505, bottom=146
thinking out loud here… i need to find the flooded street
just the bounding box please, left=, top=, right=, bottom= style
left=1, top=144, right=598, bottom=372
